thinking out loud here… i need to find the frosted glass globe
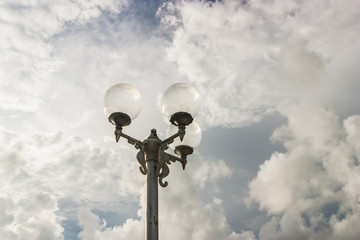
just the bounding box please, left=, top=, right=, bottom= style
left=103, top=83, right=142, bottom=120
left=166, top=121, right=202, bottom=149
left=161, top=83, right=201, bottom=118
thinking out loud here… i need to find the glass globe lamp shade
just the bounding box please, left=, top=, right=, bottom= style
left=166, top=121, right=202, bottom=150
left=161, top=83, right=201, bottom=119
left=103, top=83, right=142, bottom=120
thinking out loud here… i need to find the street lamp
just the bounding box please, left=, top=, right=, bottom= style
left=103, top=83, right=202, bottom=240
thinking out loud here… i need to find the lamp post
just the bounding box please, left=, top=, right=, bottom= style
left=103, top=83, right=202, bottom=240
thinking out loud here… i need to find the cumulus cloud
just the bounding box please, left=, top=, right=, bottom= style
left=158, top=0, right=360, bottom=128
left=2, top=1, right=250, bottom=238
left=248, top=105, right=360, bottom=239
left=78, top=207, right=144, bottom=240
left=158, top=158, right=254, bottom=240
left=160, top=0, right=282, bottom=128
left=190, top=158, right=232, bottom=189
left=242, top=2, right=360, bottom=237
left=2, top=0, right=360, bottom=239
left=0, top=192, right=63, bottom=240
left=76, top=155, right=254, bottom=240
left=0, top=128, right=249, bottom=239
left=157, top=2, right=360, bottom=238
left=74, top=153, right=252, bottom=240
left=1, top=130, right=145, bottom=204
left=0, top=129, right=145, bottom=239
left=0, top=0, right=127, bottom=112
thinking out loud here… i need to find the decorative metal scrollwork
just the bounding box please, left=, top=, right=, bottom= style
left=136, top=142, right=147, bottom=175
left=116, top=127, right=189, bottom=187
left=157, top=143, right=171, bottom=187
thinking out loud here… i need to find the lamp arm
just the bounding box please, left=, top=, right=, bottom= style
left=115, top=127, right=143, bottom=147
left=115, top=127, right=147, bottom=175
left=164, top=152, right=187, bottom=170
left=156, top=149, right=187, bottom=188
left=161, top=125, right=185, bottom=145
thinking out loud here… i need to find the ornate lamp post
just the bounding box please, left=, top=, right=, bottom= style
left=103, top=83, right=202, bottom=240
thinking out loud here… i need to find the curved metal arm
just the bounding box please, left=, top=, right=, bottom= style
left=157, top=147, right=188, bottom=188
left=165, top=152, right=187, bottom=170
left=157, top=143, right=170, bottom=187
left=115, top=127, right=147, bottom=175
left=114, top=126, right=190, bottom=187
left=115, top=126, right=142, bottom=146
left=161, top=125, right=185, bottom=145
left=137, top=143, right=147, bottom=175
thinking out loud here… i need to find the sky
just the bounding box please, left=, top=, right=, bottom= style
left=0, top=0, right=359, bottom=239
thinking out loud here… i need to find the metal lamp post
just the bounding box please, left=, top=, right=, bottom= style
left=103, top=83, right=202, bottom=240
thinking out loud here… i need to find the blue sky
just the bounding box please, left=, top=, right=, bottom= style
left=1, top=0, right=360, bottom=239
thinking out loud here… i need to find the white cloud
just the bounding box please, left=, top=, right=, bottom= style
left=0, top=192, right=63, bottom=240
left=249, top=105, right=360, bottom=239
left=78, top=207, right=144, bottom=240
left=188, top=157, right=232, bottom=188
left=77, top=207, right=144, bottom=240
left=157, top=3, right=360, bottom=237
left=158, top=163, right=255, bottom=240
left=158, top=0, right=360, bottom=128
left=75, top=155, right=253, bottom=240
left=2, top=0, right=360, bottom=239
left=0, top=128, right=251, bottom=239
left=0, top=129, right=145, bottom=238
left=241, top=5, right=360, bottom=238
left=0, top=0, right=127, bottom=112
left=161, top=0, right=282, bottom=128
left=344, top=115, right=360, bottom=157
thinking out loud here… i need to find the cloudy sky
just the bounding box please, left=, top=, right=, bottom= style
left=1, top=0, right=359, bottom=239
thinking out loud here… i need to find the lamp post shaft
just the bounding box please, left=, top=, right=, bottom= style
left=110, top=127, right=194, bottom=240
left=146, top=158, right=159, bottom=240
left=104, top=83, right=201, bottom=240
